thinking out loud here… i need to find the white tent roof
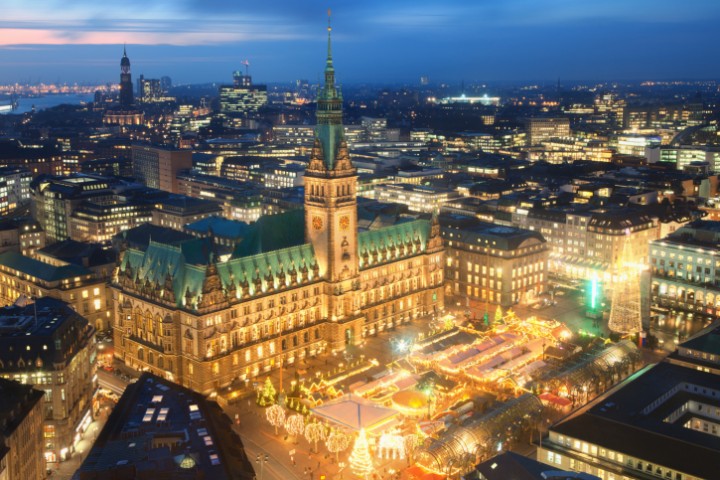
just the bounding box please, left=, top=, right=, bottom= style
left=311, top=394, right=399, bottom=432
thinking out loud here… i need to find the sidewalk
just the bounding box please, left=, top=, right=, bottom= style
left=50, top=408, right=111, bottom=480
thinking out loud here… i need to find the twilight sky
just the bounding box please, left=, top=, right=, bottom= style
left=0, top=0, right=719, bottom=85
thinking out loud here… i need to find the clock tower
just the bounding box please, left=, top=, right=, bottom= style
left=304, top=15, right=362, bottom=350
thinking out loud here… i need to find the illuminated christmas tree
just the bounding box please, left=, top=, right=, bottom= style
left=494, top=305, right=503, bottom=325
left=608, top=232, right=642, bottom=335
left=349, top=429, right=373, bottom=478
left=256, top=377, right=277, bottom=407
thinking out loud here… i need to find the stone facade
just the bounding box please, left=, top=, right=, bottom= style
left=110, top=30, right=444, bottom=394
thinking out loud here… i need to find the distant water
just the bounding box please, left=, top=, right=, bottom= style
left=0, top=94, right=95, bottom=114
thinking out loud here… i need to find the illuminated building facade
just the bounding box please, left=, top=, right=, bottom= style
left=219, top=72, right=268, bottom=117
left=0, top=298, right=96, bottom=464
left=442, top=216, right=548, bottom=307
left=525, top=117, right=570, bottom=146
left=131, top=144, right=192, bottom=194
left=151, top=196, right=223, bottom=231
left=111, top=27, right=444, bottom=394
left=0, top=218, right=45, bottom=256
left=538, top=328, right=720, bottom=480
left=646, top=145, right=720, bottom=171
left=516, top=206, right=657, bottom=283
left=69, top=196, right=154, bottom=244
left=0, top=378, right=45, bottom=480
left=650, top=220, right=720, bottom=324
left=370, top=183, right=461, bottom=214
left=0, top=167, right=31, bottom=215
left=30, top=174, right=121, bottom=243
left=0, top=248, right=113, bottom=331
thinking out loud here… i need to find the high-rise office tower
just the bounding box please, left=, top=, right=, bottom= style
left=119, top=46, right=134, bottom=108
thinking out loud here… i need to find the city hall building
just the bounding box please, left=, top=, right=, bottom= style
left=111, top=31, right=445, bottom=394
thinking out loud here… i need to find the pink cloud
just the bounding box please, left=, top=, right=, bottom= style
left=0, top=28, right=299, bottom=46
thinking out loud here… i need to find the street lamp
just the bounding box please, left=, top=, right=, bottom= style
left=255, top=453, right=269, bottom=480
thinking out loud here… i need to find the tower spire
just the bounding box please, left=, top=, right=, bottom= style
left=326, top=9, right=333, bottom=68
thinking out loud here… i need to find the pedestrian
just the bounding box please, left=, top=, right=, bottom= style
left=317, top=460, right=321, bottom=469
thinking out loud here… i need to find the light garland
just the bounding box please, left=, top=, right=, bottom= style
left=349, top=429, right=374, bottom=478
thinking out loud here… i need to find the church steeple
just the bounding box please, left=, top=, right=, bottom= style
left=119, top=45, right=134, bottom=108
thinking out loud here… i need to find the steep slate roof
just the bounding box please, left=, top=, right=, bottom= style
left=120, top=238, right=211, bottom=307
left=217, top=243, right=317, bottom=295
left=358, top=218, right=430, bottom=268
left=119, top=213, right=433, bottom=308
left=0, top=251, right=91, bottom=282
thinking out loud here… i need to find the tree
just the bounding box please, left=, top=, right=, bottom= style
left=494, top=305, right=503, bottom=325
left=266, top=404, right=286, bottom=435
left=326, top=430, right=350, bottom=462
left=403, top=433, right=420, bottom=464
left=349, top=429, right=373, bottom=478
left=257, top=377, right=277, bottom=407
left=285, top=414, right=305, bottom=443
left=304, top=422, right=327, bottom=453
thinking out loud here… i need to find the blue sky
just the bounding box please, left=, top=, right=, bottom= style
left=0, top=0, right=718, bottom=85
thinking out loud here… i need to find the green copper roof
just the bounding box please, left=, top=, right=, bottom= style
left=357, top=219, right=430, bottom=269
left=314, top=20, right=345, bottom=170
left=232, top=209, right=305, bottom=257
left=120, top=238, right=210, bottom=308
left=218, top=243, right=317, bottom=296
left=0, top=250, right=91, bottom=282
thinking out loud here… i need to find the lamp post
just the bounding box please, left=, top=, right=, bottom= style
left=255, top=453, right=269, bottom=480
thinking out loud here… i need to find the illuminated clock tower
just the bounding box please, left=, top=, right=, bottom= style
left=304, top=15, right=362, bottom=349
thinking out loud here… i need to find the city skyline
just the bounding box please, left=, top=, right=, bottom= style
left=0, top=0, right=719, bottom=85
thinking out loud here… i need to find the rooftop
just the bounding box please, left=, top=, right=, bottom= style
left=550, top=361, right=720, bottom=479
left=0, top=377, right=43, bottom=438
left=0, top=250, right=91, bottom=282
left=76, top=373, right=254, bottom=480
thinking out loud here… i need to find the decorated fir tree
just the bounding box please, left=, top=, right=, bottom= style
left=256, top=377, right=277, bottom=407
left=349, top=429, right=374, bottom=478
left=494, top=305, right=503, bottom=325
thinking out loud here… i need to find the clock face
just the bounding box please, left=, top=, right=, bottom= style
left=312, top=216, right=323, bottom=230
left=339, top=215, right=350, bottom=230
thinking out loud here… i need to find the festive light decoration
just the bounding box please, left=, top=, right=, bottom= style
left=257, top=377, right=277, bottom=407
left=494, top=305, right=503, bottom=325
left=326, top=430, right=350, bottom=462
left=349, top=429, right=374, bottom=478
left=285, top=413, right=305, bottom=442
left=304, top=422, right=327, bottom=453
left=378, top=432, right=405, bottom=460
left=403, top=433, right=420, bottom=463
left=608, top=232, right=643, bottom=334
left=266, top=404, right=286, bottom=435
